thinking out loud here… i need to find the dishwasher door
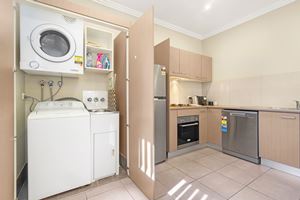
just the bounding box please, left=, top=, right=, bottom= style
left=222, top=110, right=259, bottom=163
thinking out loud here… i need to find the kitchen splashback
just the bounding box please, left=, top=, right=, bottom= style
left=170, top=79, right=203, bottom=104
left=202, top=71, right=300, bottom=108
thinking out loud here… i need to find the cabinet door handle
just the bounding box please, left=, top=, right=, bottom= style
left=281, top=116, right=296, bottom=120
left=112, top=149, right=115, bottom=156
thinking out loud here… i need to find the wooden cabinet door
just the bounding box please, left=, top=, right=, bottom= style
left=199, top=109, right=207, bottom=144
left=179, top=49, right=191, bottom=76
left=259, top=112, right=300, bottom=168
left=201, top=56, right=212, bottom=82
left=129, top=8, right=155, bottom=199
left=1, top=0, right=14, bottom=200
left=191, top=53, right=202, bottom=79
left=169, top=110, right=178, bottom=152
left=207, top=109, right=222, bottom=146
left=169, top=47, right=180, bottom=75
left=114, top=32, right=127, bottom=158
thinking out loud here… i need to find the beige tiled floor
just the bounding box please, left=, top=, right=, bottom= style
left=155, top=147, right=300, bottom=200
left=22, top=148, right=300, bottom=200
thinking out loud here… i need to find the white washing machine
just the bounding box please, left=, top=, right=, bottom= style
left=20, top=4, right=84, bottom=76
left=27, top=101, right=91, bottom=200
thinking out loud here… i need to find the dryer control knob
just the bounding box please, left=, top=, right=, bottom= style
left=29, top=61, right=39, bottom=69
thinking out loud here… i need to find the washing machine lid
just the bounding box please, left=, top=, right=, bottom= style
left=30, top=24, right=76, bottom=63
left=28, top=101, right=89, bottom=119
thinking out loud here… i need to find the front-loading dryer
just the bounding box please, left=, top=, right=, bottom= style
left=20, top=4, right=84, bottom=76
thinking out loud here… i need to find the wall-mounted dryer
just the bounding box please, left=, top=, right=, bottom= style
left=20, top=4, right=84, bottom=76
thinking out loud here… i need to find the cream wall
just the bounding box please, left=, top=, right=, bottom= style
left=170, top=79, right=203, bottom=104
left=202, top=1, right=300, bottom=108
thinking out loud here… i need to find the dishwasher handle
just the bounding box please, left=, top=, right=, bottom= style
left=230, top=113, right=246, bottom=117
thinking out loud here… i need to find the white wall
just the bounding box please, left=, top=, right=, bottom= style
left=202, top=1, right=300, bottom=108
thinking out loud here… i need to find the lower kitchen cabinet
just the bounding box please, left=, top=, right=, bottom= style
left=207, top=108, right=222, bottom=146
left=169, top=110, right=178, bottom=152
left=259, top=112, right=300, bottom=168
left=199, top=109, right=207, bottom=144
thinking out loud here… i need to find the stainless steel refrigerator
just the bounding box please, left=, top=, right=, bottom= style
left=154, top=64, right=167, bottom=164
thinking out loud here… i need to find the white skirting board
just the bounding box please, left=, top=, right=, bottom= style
left=262, top=159, right=300, bottom=177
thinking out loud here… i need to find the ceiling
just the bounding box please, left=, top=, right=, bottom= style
left=92, top=0, right=295, bottom=39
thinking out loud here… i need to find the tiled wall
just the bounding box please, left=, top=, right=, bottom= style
left=202, top=71, right=300, bottom=108
left=170, top=79, right=203, bottom=104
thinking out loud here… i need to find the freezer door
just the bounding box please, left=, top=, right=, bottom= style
left=222, top=110, right=258, bottom=160
left=154, top=99, right=167, bottom=163
left=154, top=65, right=166, bottom=97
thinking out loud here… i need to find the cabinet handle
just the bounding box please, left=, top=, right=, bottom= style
left=281, top=116, right=296, bottom=120
left=112, top=149, right=115, bottom=156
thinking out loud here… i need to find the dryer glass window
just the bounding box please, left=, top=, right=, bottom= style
left=40, top=30, right=70, bottom=57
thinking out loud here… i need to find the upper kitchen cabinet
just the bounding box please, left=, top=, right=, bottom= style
left=179, top=49, right=191, bottom=76
left=201, top=55, right=212, bottom=82
left=154, top=40, right=212, bottom=82
left=169, top=47, right=180, bottom=75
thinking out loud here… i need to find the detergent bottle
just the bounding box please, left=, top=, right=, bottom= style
left=96, top=53, right=103, bottom=68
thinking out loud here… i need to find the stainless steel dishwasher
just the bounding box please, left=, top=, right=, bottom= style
left=221, top=110, right=260, bottom=164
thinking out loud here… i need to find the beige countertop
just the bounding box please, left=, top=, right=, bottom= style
left=169, top=105, right=300, bottom=113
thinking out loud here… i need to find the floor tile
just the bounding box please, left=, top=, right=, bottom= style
left=194, top=155, right=230, bottom=171
left=174, top=160, right=212, bottom=179
left=86, top=181, right=123, bottom=199
left=172, top=181, right=225, bottom=200
left=154, top=181, right=168, bottom=199
left=59, top=192, right=86, bottom=200
left=229, top=187, right=272, bottom=200
left=155, top=194, right=174, bottom=200
left=212, top=152, right=238, bottom=165
left=156, top=162, right=173, bottom=174
left=156, top=168, right=193, bottom=191
left=88, top=186, right=134, bottom=200
left=124, top=183, right=149, bottom=200
left=166, top=156, right=190, bottom=167
left=197, top=148, right=220, bottom=155
left=181, top=149, right=209, bottom=161
left=198, top=172, right=244, bottom=199
left=120, top=177, right=134, bottom=185
left=249, top=169, right=300, bottom=200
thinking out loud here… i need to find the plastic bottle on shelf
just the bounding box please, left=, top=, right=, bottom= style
left=86, top=52, right=93, bottom=68
left=96, top=53, right=103, bottom=68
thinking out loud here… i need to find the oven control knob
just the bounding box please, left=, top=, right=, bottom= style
left=94, top=97, right=99, bottom=102
left=29, top=61, right=39, bottom=69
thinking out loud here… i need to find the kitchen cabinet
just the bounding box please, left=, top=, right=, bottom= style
left=199, top=109, right=208, bottom=144
left=259, top=112, right=300, bottom=168
left=179, top=49, right=191, bottom=76
left=169, top=110, right=178, bottom=152
left=201, top=55, right=212, bottom=82
left=154, top=41, right=212, bottom=82
left=207, top=108, right=222, bottom=146
left=169, top=47, right=180, bottom=75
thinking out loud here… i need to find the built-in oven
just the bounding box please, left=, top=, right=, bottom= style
left=177, top=115, right=199, bottom=149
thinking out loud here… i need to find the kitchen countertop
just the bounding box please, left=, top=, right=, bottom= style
left=169, top=105, right=300, bottom=113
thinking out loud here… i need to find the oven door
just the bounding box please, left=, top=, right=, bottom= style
left=177, top=121, right=199, bottom=147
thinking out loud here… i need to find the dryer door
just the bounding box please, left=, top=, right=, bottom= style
left=31, top=24, right=76, bottom=63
